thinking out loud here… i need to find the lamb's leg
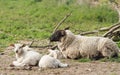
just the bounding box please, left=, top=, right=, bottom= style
left=13, top=61, right=25, bottom=67
left=16, top=57, right=24, bottom=63
left=13, top=58, right=32, bottom=67
left=10, top=57, right=24, bottom=67
left=12, top=60, right=32, bottom=70
left=56, top=59, right=68, bottom=68
left=59, top=63, right=68, bottom=68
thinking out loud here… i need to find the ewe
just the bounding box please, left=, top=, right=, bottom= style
left=50, top=29, right=119, bottom=60
left=10, top=44, right=42, bottom=67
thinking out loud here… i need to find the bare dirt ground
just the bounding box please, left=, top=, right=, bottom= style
left=0, top=41, right=120, bottom=75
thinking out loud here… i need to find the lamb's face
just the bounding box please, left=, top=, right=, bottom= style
left=11, top=44, right=25, bottom=54
left=48, top=49, right=64, bottom=59
left=50, top=30, right=66, bottom=42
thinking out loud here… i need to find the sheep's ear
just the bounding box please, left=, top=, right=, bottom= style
left=61, top=30, right=66, bottom=36
left=64, top=27, right=70, bottom=30
left=10, top=44, right=15, bottom=47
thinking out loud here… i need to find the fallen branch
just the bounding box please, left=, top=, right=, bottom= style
left=29, top=40, right=34, bottom=47
left=29, top=12, right=72, bottom=47
left=30, top=45, right=53, bottom=48
left=99, top=22, right=120, bottom=31
left=53, top=12, right=72, bottom=33
left=80, top=30, right=98, bottom=35
left=103, top=23, right=120, bottom=37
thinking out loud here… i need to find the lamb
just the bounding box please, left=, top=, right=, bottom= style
left=39, top=54, right=68, bottom=69
left=48, top=49, right=65, bottom=59
left=50, top=29, right=119, bottom=60
left=10, top=44, right=42, bottom=67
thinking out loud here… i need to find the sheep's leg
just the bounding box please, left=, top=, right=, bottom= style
left=101, top=47, right=113, bottom=58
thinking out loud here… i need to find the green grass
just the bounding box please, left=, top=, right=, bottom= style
left=78, top=58, right=91, bottom=62
left=99, top=54, right=120, bottom=63
left=78, top=54, right=120, bottom=63
left=0, top=0, right=119, bottom=49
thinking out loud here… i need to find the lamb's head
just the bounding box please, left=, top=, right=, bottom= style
left=48, top=49, right=64, bottom=59
left=10, top=44, right=26, bottom=54
left=50, top=30, right=66, bottom=42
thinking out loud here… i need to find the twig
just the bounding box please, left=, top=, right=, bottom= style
left=29, top=12, right=72, bottom=47
left=80, top=30, right=98, bottom=35
left=99, top=22, right=120, bottom=31
left=53, top=12, right=72, bottom=33
left=29, top=40, right=34, bottom=47
left=30, top=45, right=53, bottom=48
left=103, top=23, right=120, bottom=37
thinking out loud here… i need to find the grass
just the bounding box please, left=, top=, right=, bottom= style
left=99, top=54, right=120, bottom=63
left=78, top=58, right=91, bottom=62
left=0, top=0, right=119, bottom=51
left=78, top=54, right=120, bottom=63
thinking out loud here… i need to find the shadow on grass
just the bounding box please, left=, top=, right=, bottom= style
left=78, top=58, right=91, bottom=62
left=78, top=54, right=120, bottom=63
left=99, top=57, right=120, bottom=62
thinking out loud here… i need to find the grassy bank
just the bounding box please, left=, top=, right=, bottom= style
left=0, top=0, right=119, bottom=48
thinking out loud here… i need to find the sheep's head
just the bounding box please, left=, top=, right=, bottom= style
left=10, top=44, right=26, bottom=54
left=50, top=30, right=66, bottom=42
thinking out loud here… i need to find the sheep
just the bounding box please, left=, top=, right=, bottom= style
left=10, top=44, right=42, bottom=67
left=38, top=54, right=68, bottom=69
left=48, top=49, right=65, bottom=59
left=50, top=29, right=119, bottom=60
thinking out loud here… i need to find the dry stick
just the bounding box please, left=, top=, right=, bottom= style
left=48, top=12, right=72, bottom=49
left=30, top=12, right=72, bottom=48
left=29, top=40, right=34, bottom=47
left=80, top=23, right=120, bottom=36
left=99, top=22, right=120, bottom=31
left=53, top=12, right=72, bottom=33
left=103, top=24, right=120, bottom=37
left=80, top=30, right=98, bottom=35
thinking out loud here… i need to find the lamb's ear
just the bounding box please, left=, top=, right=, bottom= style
left=61, top=30, right=66, bottom=36
left=48, top=49, right=53, bottom=53
left=10, top=44, right=15, bottom=47
left=21, top=44, right=26, bottom=47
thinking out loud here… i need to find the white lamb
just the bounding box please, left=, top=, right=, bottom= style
left=10, top=44, right=42, bottom=67
left=50, top=29, right=120, bottom=59
left=48, top=49, right=64, bottom=59
left=39, top=54, right=68, bottom=69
